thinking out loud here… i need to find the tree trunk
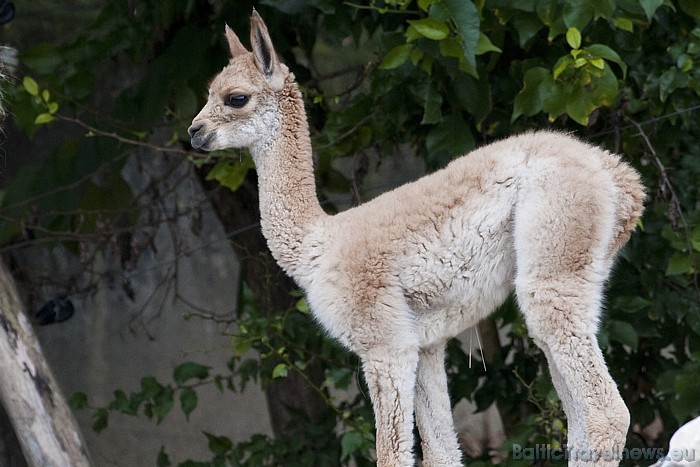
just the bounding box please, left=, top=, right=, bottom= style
left=0, top=259, right=92, bottom=467
left=0, top=401, right=27, bottom=467
left=199, top=170, right=329, bottom=437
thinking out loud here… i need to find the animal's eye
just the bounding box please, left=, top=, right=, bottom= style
left=224, top=94, right=249, bottom=108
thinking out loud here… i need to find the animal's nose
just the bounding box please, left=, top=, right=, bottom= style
left=188, top=123, right=203, bottom=138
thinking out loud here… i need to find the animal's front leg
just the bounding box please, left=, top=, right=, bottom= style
left=414, top=343, right=463, bottom=466
left=362, top=348, right=419, bottom=467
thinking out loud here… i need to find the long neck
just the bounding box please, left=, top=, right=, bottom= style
left=251, top=77, right=327, bottom=277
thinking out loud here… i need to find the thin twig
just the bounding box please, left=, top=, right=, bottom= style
left=624, top=116, right=699, bottom=294
left=343, top=2, right=421, bottom=15
left=55, top=114, right=193, bottom=157
left=316, top=113, right=375, bottom=150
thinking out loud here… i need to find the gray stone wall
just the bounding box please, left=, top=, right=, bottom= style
left=14, top=148, right=272, bottom=466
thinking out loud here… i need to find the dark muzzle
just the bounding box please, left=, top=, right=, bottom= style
left=188, top=123, right=212, bottom=150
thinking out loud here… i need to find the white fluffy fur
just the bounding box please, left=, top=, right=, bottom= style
left=189, top=12, right=645, bottom=467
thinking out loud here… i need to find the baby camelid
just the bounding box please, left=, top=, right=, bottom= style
left=189, top=12, right=645, bottom=467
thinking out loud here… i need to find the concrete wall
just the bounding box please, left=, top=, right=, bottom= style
left=15, top=149, right=272, bottom=466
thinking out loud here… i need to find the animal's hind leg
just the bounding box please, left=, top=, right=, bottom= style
left=514, top=169, right=630, bottom=466
left=414, top=343, right=462, bottom=467
left=537, top=342, right=584, bottom=451
left=519, top=295, right=629, bottom=467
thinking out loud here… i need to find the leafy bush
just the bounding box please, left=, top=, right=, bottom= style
left=4, top=0, right=700, bottom=465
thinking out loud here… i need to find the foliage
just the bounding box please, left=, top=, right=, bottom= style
left=70, top=284, right=377, bottom=466
left=3, top=0, right=700, bottom=466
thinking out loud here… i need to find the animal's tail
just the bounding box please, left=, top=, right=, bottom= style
left=600, top=151, right=646, bottom=258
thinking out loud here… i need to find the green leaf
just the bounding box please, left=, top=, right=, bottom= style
left=92, top=408, right=109, bottom=433
left=677, top=54, right=693, bottom=73
left=562, top=2, right=593, bottom=30
left=407, top=18, right=450, bottom=40
left=157, top=446, right=171, bottom=467
left=205, top=157, right=254, bottom=192
left=410, top=47, right=425, bottom=67
left=586, top=43, right=627, bottom=78
left=140, top=376, right=164, bottom=400
left=439, top=0, right=480, bottom=69
left=419, top=82, right=443, bottom=124
left=590, top=63, right=619, bottom=106
left=606, top=319, right=639, bottom=351
left=69, top=392, right=88, bottom=410
left=666, top=252, right=694, bottom=276
left=295, top=297, right=310, bottom=314
left=565, top=86, right=596, bottom=125
left=451, top=73, right=492, bottom=124
left=542, top=82, right=571, bottom=121
left=272, top=363, right=288, bottom=379
left=640, top=0, right=664, bottom=21
left=589, top=57, right=605, bottom=69
left=612, top=296, right=651, bottom=313
left=379, top=44, right=414, bottom=70
left=513, top=67, right=552, bottom=120
left=22, top=76, right=39, bottom=97
left=340, top=431, right=364, bottom=462
left=109, top=390, right=132, bottom=413
left=573, top=57, right=588, bottom=68
left=232, top=335, right=252, bottom=356
left=536, top=0, right=557, bottom=27
left=425, top=113, right=475, bottom=165
left=512, top=12, right=544, bottom=47
left=21, top=43, right=62, bottom=74
left=438, top=35, right=463, bottom=60
left=566, top=27, right=582, bottom=49
left=590, top=0, right=616, bottom=18
left=153, top=386, right=174, bottom=424
left=613, top=17, right=634, bottom=32
left=405, top=25, right=423, bottom=43
left=669, top=363, right=700, bottom=420
left=180, top=388, right=198, bottom=420
left=656, top=369, right=679, bottom=396
left=553, top=55, right=574, bottom=79
left=204, top=432, right=233, bottom=456
left=173, top=362, right=211, bottom=385
left=659, top=67, right=691, bottom=102
left=688, top=312, right=700, bottom=341
left=475, top=32, right=502, bottom=55
left=34, top=113, right=55, bottom=125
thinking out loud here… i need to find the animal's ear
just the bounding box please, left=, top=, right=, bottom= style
left=250, top=10, right=285, bottom=91
left=225, top=24, right=248, bottom=57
